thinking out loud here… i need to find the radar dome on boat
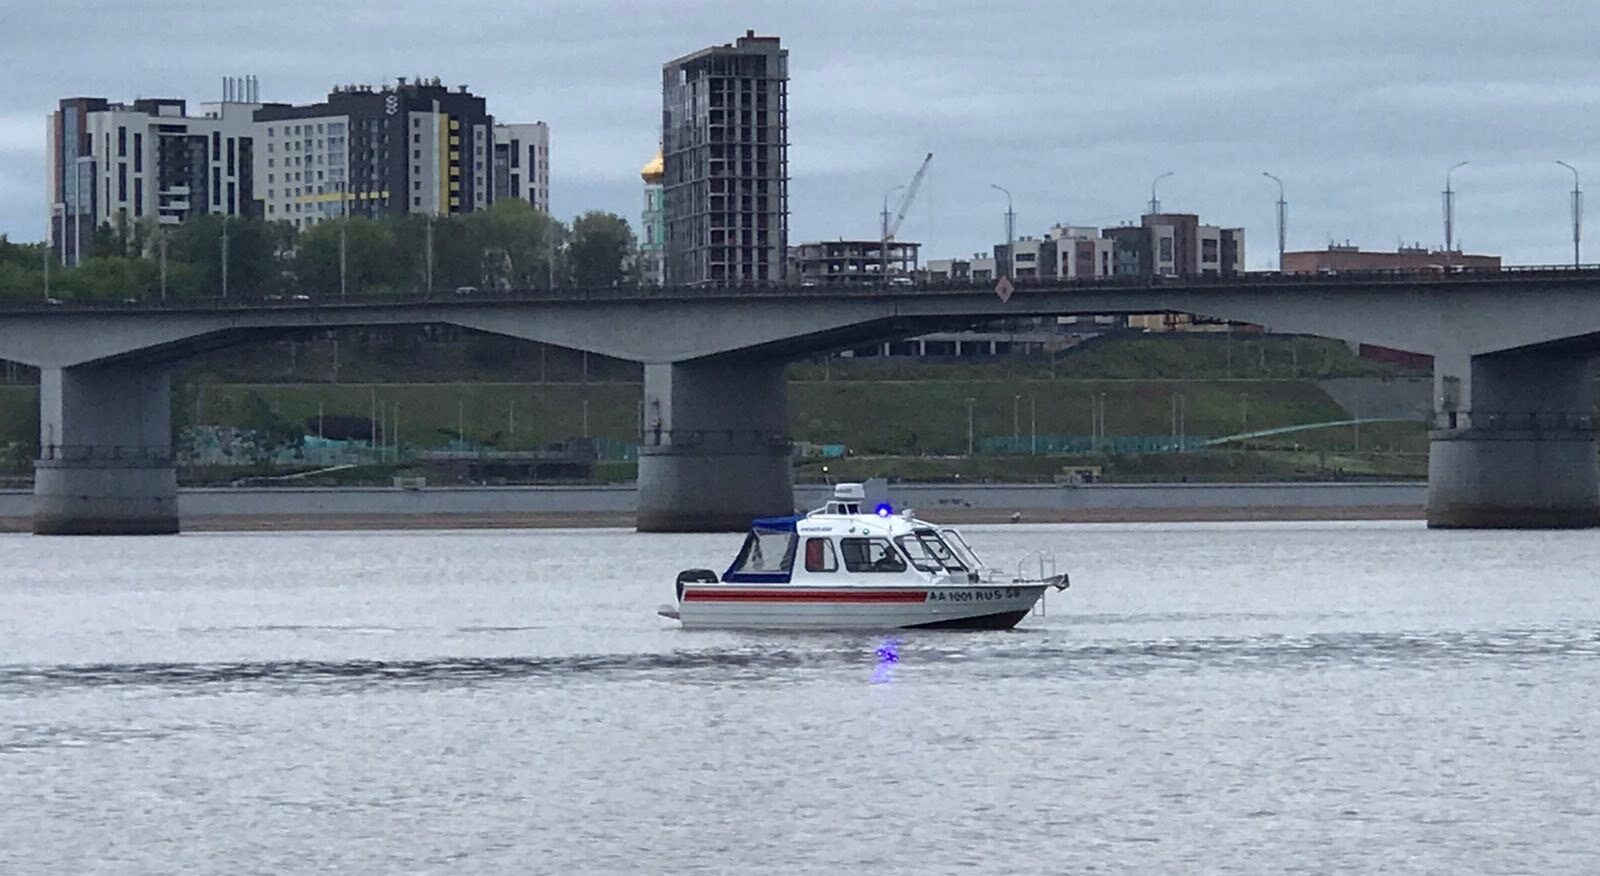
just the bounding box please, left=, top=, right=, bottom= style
left=833, top=483, right=866, bottom=501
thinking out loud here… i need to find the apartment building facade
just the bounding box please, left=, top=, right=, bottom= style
left=661, top=31, right=789, bottom=286
left=492, top=121, right=550, bottom=212
left=253, top=78, right=494, bottom=230
left=46, top=88, right=258, bottom=263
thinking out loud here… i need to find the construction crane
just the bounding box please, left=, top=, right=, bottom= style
left=880, top=152, right=933, bottom=278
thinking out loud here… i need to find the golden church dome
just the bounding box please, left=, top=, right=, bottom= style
left=641, top=151, right=664, bottom=183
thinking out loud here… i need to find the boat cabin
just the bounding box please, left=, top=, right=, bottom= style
left=721, top=483, right=984, bottom=585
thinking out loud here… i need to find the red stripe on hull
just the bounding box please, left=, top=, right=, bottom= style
left=683, top=589, right=928, bottom=604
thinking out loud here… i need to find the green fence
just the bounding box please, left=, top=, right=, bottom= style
left=976, top=434, right=1211, bottom=455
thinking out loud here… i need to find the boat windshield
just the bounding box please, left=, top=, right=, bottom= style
left=895, top=529, right=968, bottom=574
left=724, top=527, right=797, bottom=581
left=939, top=528, right=983, bottom=569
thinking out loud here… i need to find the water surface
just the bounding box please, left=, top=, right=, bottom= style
left=2, top=522, right=1598, bottom=873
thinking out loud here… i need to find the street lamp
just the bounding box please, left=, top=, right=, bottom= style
left=1557, top=160, right=1582, bottom=268
left=1148, top=171, right=1174, bottom=216
left=339, top=180, right=349, bottom=299
left=964, top=397, right=976, bottom=457
left=71, top=156, right=93, bottom=267
left=880, top=184, right=905, bottom=279
left=1443, top=161, right=1468, bottom=263
left=46, top=203, right=65, bottom=300
left=989, top=184, right=1014, bottom=279
left=1262, top=172, right=1287, bottom=271
left=220, top=216, right=230, bottom=298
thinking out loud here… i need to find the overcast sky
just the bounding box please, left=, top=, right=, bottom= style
left=4, top=0, right=1599, bottom=268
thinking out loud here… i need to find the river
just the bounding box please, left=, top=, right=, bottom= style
left=2, top=522, right=1598, bottom=873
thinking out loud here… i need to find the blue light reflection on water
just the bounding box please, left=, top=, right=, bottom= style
left=872, top=638, right=901, bottom=684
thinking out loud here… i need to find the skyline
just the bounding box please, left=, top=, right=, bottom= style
left=5, top=1, right=1600, bottom=268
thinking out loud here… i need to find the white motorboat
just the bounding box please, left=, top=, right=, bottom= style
left=661, top=483, right=1069, bottom=631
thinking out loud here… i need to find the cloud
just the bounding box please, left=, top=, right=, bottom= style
left=3, top=0, right=1600, bottom=267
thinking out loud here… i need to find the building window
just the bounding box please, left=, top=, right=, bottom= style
left=133, top=132, right=142, bottom=167
left=212, top=131, right=221, bottom=161
left=134, top=178, right=143, bottom=216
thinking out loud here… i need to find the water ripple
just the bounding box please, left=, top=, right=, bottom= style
left=2, top=626, right=1595, bottom=696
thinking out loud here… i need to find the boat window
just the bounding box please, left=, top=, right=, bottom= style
left=804, top=537, right=838, bottom=573
left=940, top=528, right=983, bottom=568
left=726, top=528, right=797, bottom=579
left=839, top=537, right=907, bottom=574
left=897, top=529, right=968, bottom=574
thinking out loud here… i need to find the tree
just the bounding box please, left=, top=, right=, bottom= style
left=296, top=217, right=404, bottom=296
left=567, top=211, right=636, bottom=287
left=462, top=199, right=564, bottom=289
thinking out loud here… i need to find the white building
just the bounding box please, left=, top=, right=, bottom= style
left=47, top=81, right=260, bottom=262
left=493, top=122, right=549, bottom=212
left=253, top=112, right=349, bottom=230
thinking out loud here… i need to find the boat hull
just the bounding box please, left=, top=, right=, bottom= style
left=674, top=583, right=1049, bottom=631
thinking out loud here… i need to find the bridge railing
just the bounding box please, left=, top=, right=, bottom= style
left=1435, top=411, right=1597, bottom=432
left=37, top=444, right=175, bottom=465
left=10, top=263, right=1600, bottom=313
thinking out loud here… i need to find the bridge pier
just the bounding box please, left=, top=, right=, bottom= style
left=636, top=361, right=794, bottom=532
left=34, top=365, right=178, bottom=535
left=1427, top=350, right=1600, bottom=529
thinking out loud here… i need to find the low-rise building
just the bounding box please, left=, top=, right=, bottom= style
left=1282, top=244, right=1500, bottom=273
left=789, top=239, right=919, bottom=285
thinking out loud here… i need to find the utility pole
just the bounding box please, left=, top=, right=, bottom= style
left=158, top=230, right=168, bottom=301
left=965, top=397, right=976, bottom=457
left=881, top=184, right=904, bottom=279
left=1262, top=172, right=1286, bottom=271
left=222, top=217, right=232, bottom=298
left=72, top=157, right=91, bottom=268
left=1149, top=171, right=1174, bottom=216
left=426, top=99, right=440, bottom=293
left=339, top=181, right=348, bottom=298
left=1443, top=161, right=1468, bottom=265
left=990, top=184, right=1014, bottom=278
left=1558, top=161, right=1582, bottom=268
left=1030, top=395, right=1037, bottom=455
left=1012, top=394, right=1021, bottom=447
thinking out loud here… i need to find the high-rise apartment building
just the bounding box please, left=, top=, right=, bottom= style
left=661, top=30, right=789, bottom=286
left=253, top=78, right=493, bottom=230
left=492, top=122, right=549, bottom=212
left=46, top=81, right=260, bottom=263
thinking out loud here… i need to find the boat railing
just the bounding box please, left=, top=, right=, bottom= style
left=1016, top=550, right=1058, bottom=616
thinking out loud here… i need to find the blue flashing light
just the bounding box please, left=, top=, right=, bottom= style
left=874, top=502, right=894, bottom=518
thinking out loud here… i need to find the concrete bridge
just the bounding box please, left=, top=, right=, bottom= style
left=2, top=267, right=1598, bottom=534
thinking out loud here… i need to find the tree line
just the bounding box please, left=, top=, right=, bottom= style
left=0, top=199, right=638, bottom=301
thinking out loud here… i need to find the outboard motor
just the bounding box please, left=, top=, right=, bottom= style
left=675, top=568, right=718, bottom=602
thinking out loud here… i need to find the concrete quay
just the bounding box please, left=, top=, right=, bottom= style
left=0, top=481, right=1425, bottom=532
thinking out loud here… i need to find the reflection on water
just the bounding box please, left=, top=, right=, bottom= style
left=3, top=522, right=1600, bottom=874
